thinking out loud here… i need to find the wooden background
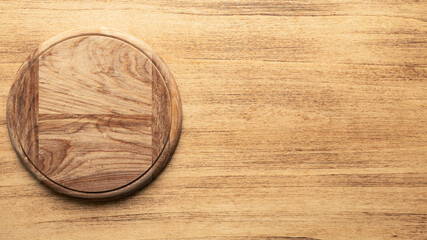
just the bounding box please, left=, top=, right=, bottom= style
left=0, top=1, right=425, bottom=239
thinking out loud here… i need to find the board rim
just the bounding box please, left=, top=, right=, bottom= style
left=6, top=27, right=182, bottom=200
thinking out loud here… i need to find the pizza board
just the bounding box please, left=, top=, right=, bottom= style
left=6, top=28, right=182, bottom=200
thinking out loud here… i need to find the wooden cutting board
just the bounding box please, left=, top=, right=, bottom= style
left=6, top=28, right=182, bottom=199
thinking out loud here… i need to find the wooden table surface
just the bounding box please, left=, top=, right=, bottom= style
left=0, top=1, right=425, bottom=239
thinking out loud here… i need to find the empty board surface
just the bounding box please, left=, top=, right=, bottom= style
left=7, top=29, right=182, bottom=199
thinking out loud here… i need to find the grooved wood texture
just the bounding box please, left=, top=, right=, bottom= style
left=0, top=0, right=426, bottom=240
left=7, top=30, right=180, bottom=197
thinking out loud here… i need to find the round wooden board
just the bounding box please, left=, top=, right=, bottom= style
left=6, top=28, right=182, bottom=200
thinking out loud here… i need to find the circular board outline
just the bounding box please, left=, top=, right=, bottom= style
left=6, top=28, right=182, bottom=200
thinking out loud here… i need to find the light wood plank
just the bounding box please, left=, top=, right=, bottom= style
left=0, top=0, right=425, bottom=239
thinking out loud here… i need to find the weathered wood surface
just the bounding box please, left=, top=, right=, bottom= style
left=0, top=0, right=425, bottom=239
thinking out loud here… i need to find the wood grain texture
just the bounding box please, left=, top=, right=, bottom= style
left=37, top=114, right=152, bottom=192
left=7, top=29, right=180, bottom=198
left=152, top=64, right=171, bottom=163
left=0, top=0, right=426, bottom=239
left=14, top=54, right=39, bottom=165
